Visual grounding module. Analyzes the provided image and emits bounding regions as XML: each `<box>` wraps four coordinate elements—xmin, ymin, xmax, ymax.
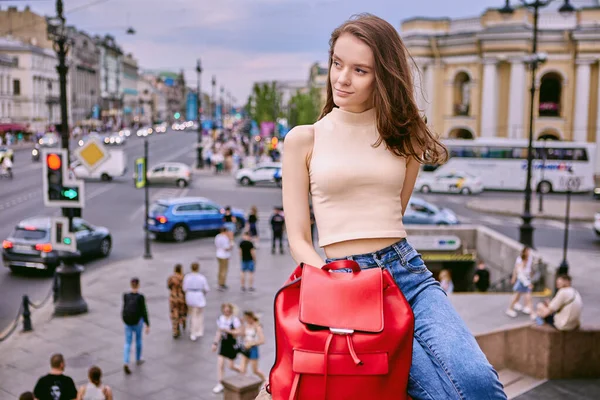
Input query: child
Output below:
<box><xmin>236</xmin><ymin>311</ymin><xmax>266</xmax><ymax>382</ymax></box>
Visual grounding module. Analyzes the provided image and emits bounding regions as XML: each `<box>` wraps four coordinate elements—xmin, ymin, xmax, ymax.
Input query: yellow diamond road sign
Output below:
<box><xmin>74</xmin><ymin>137</ymin><xmax>110</xmax><ymax>172</ymax></box>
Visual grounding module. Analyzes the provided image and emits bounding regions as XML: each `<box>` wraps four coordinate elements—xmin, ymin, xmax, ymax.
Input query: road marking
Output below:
<box><xmin>539</xmin><ymin>219</ymin><xmax>566</xmax><ymax>230</ymax></box>
<box><xmin>86</xmin><ymin>184</ymin><xmax>116</xmax><ymax>201</ymax></box>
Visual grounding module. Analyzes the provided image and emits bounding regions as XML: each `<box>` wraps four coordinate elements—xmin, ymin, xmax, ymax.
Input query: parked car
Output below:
<box><xmin>2</xmin><ymin>217</ymin><xmax>112</xmax><ymax>273</ymax></box>
<box><xmin>235</xmin><ymin>162</ymin><xmax>282</xmax><ymax>186</ymax></box>
<box><xmin>0</xmin><ymin>146</ymin><xmax>14</xmax><ymax>163</ymax></box>
<box><xmin>417</xmin><ymin>171</ymin><xmax>483</xmax><ymax>195</ymax></box>
<box><xmin>146</xmin><ymin>197</ymin><xmax>246</xmax><ymax>242</ymax></box>
<box><xmin>139</xmin><ymin>162</ymin><xmax>192</xmax><ymax>187</ymax></box>
<box><xmin>594</xmin><ymin>213</ymin><xmax>600</xmax><ymax>237</ymax></box>
<box><xmin>403</xmin><ymin>197</ymin><xmax>460</xmax><ymax>225</ymax></box>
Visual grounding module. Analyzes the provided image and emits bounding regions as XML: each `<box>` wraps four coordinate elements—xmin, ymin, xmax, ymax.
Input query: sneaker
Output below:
<box><xmin>213</xmin><ymin>383</ymin><xmax>224</xmax><ymax>394</ymax></box>
<box><xmin>505</xmin><ymin>309</ymin><xmax>518</xmax><ymax>318</ymax></box>
<box><xmin>249</xmin><ymin>287</ymin><xmax>255</xmax><ymax>292</ymax></box>
<box><xmin>136</xmin><ymin>359</ymin><xmax>145</xmax><ymax>366</ymax></box>
<box><xmin>522</xmin><ymin>307</ymin><xmax>532</xmax><ymax>315</ymax></box>
<box><xmin>123</xmin><ymin>365</ymin><xmax>131</xmax><ymax>375</ymax></box>
<box><xmin>513</xmin><ymin>303</ymin><xmax>523</xmax><ymax>312</ymax></box>
<box><xmin>190</xmin><ymin>335</ymin><xmax>197</xmax><ymax>341</ymax></box>
<box><xmin>241</xmin><ymin>286</ymin><xmax>247</xmax><ymax>292</ymax></box>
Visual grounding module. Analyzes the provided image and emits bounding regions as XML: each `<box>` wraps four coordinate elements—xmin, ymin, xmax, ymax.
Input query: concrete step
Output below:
<box><xmin>499</xmin><ymin>369</ymin><xmax>546</xmax><ymax>399</ymax></box>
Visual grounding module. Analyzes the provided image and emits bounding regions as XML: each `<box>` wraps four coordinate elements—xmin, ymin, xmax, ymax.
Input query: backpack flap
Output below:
<box><xmin>299</xmin><ymin>262</ymin><xmax>384</xmax><ymax>333</ymax></box>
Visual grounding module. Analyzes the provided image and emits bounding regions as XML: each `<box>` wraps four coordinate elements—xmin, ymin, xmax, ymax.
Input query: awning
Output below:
<box><xmin>0</xmin><ymin>123</ymin><xmax>29</xmax><ymax>133</ymax></box>
<box><xmin>421</xmin><ymin>252</ymin><xmax>476</xmax><ymax>262</ymax></box>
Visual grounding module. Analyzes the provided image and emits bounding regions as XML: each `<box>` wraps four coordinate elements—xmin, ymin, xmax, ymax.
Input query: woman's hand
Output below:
<box><xmin>212</xmin><ymin>343</ymin><xmax>218</xmax><ymax>352</ymax></box>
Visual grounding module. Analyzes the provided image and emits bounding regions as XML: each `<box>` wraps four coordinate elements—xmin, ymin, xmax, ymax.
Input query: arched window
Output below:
<box><xmin>539</xmin><ymin>73</ymin><xmax>562</xmax><ymax>117</ymax></box>
<box><xmin>448</xmin><ymin>128</ymin><xmax>474</xmax><ymax>139</ymax></box>
<box><xmin>453</xmin><ymin>72</ymin><xmax>471</xmax><ymax>116</ymax></box>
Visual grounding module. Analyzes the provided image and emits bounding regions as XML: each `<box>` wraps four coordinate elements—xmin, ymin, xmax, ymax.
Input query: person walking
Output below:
<box><xmin>239</xmin><ymin>232</ymin><xmax>257</xmax><ymax>292</ymax></box>
<box><xmin>211</xmin><ymin>303</ymin><xmax>243</xmax><ymax>394</ymax></box>
<box><xmin>121</xmin><ymin>277</ymin><xmax>150</xmax><ymax>375</ymax></box>
<box><xmin>473</xmin><ymin>260</ymin><xmax>491</xmax><ymax>292</ymax></box>
<box><xmin>33</xmin><ymin>354</ymin><xmax>77</xmax><ymax>400</ymax></box>
<box><xmin>280</xmin><ymin>13</ymin><xmax>506</xmax><ymax>399</ymax></box>
<box><xmin>182</xmin><ymin>262</ymin><xmax>210</xmax><ymax>341</ymax></box>
<box><xmin>235</xmin><ymin>311</ymin><xmax>266</xmax><ymax>382</ymax></box>
<box><xmin>215</xmin><ymin>226</ymin><xmax>233</xmax><ymax>291</ymax></box>
<box><xmin>167</xmin><ymin>264</ymin><xmax>187</xmax><ymax>339</ymax></box>
<box><xmin>223</xmin><ymin>206</ymin><xmax>237</xmax><ymax>241</ymax></box>
<box><xmin>506</xmin><ymin>247</ymin><xmax>534</xmax><ymax>317</ymax></box>
<box><xmin>76</xmin><ymin>366</ymin><xmax>113</xmax><ymax>400</ymax></box>
<box><xmin>247</xmin><ymin>205</ymin><xmax>259</xmax><ymax>245</ymax></box>
<box><xmin>270</xmin><ymin>207</ymin><xmax>285</xmax><ymax>255</ymax></box>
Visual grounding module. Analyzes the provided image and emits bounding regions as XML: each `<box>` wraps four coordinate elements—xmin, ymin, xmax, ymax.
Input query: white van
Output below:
<box><xmin>71</xmin><ymin>149</ymin><xmax>127</xmax><ymax>181</ymax></box>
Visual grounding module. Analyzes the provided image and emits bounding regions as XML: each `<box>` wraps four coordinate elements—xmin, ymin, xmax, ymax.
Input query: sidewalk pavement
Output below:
<box><xmin>467</xmin><ymin>196</ymin><xmax>599</xmax><ymax>222</ymax></box>
<box><xmin>1</xmin><ymin>238</ymin><xmax>599</xmax><ymax>399</ymax></box>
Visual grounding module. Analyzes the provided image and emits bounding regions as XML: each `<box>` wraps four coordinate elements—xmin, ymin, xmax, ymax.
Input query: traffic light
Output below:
<box><xmin>42</xmin><ymin>149</ymin><xmax>85</xmax><ymax>208</ymax></box>
<box><xmin>50</xmin><ymin>217</ymin><xmax>77</xmax><ymax>252</ymax></box>
<box><xmin>174</xmin><ymin>112</ymin><xmax>181</xmax><ymax>119</ymax></box>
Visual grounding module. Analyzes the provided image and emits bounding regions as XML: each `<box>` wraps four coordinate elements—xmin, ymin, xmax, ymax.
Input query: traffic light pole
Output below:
<box><xmin>143</xmin><ymin>138</ymin><xmax>152</xmax><ymax>259</ymax></box>
<box><xmin>51</xmin><ymin>0</ymin><xmax>87</xmax><ymax>316</ymax></box>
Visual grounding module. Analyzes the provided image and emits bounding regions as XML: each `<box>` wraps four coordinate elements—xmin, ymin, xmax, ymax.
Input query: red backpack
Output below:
<box><xmin>267</xmin><ymin>260</ymin><xmax>414</xmax><ymax>400</ymax></box>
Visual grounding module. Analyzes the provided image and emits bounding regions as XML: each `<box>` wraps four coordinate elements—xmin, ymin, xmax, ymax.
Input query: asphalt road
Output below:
<box><xmin>1</xmin><ymin>132</ymin><xmax>599</xmax><ymax>330</ymax></box>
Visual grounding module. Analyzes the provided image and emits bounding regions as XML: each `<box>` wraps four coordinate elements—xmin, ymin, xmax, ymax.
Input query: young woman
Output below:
<box><xmin>76</xmin><ymin>366</ymin><xmax>112</xmax><ymax>400</ymax></box>
<box><xmin>506</xmin><ymin>247</ymin><xmax>534</xmax><ymax>317</ymax></box>
<box><xmin>166</xmin><ymin>264</ymin><xmax>187</xmax><ymax>339</ymax></box>
<box><xmin>211</xmin><ymin>303</ymin><xmax>242</xmax><ymax>394</ymax></box>
<box><xmin>280</xmin><ymin>13</ymin><xmax>506</xmax><ymax>399</ymax></box>
<box><xmin>236</xmin><ymin>311</ymin><xmax>266</xmax><ymax>382</ymax></box>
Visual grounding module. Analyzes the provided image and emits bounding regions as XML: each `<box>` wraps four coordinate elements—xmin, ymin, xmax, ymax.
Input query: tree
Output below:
<box><xmin>245</xmin><ymin>82</ymin><xmax>281</xmax><ymax>126</ymax></box>
<box><xmin>288</xmin><ymin>87</ymin><xmax>321</xmax><ymax>128</ymax></box>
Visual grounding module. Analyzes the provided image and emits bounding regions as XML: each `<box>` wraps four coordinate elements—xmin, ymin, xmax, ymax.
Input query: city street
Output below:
<box><xmin>1</xmin><ymin>130</ymin><xmax>599</xmax><ymax>331</ymax></box>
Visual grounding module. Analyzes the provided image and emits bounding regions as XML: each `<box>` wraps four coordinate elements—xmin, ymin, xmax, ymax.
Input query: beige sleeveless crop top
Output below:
<box><xmin>309</xmin><ymin>107</ymin><xmax>407</xmax><ymax>247</ymax></box>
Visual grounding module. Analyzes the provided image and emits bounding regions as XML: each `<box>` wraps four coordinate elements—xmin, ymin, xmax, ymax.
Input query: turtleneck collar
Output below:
<box><xmin>329</xmin><ymin>107</ymin><xmax>376</xmax><ymax>126</ymax></box>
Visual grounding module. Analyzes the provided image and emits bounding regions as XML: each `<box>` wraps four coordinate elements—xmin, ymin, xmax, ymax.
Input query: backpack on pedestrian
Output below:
<box><xmin>267</xmin><ymin>260</ymin><xmax>414</xmax><ymax>400</ymax></box>
<box><xmin>122</xmin><ymin>294</ymin><xmax>140</xmax><ymax>326</ymax></box>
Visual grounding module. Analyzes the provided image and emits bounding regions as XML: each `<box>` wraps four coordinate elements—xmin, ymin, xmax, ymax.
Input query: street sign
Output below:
<box><xmin>42</xmin><ymin>149</ymin><xmax>85</xmax><ymax>208</ymax></box>
<box><xmin>74</xmin><ymin>137</ymin><xmax>110</xmax><ymax>172</ymax></box>
<box><xmin>408</xmin><ymin>235</ymin><xmax>462</xmax><ymax>251</ymax></box>
<box><xmin>50</xmin><ymin>216</ymin><xmax>77</xmax><ymax>252</ymax></box>
<box><xmin>134</xmin><ymin>157</ymin><xmax>146</xmax><ymax>189</ymax></box>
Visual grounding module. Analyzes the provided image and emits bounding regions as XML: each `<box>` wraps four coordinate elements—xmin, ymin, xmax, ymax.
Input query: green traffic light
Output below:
<box><xmin>63</xmin><ymin>238</ymin><xmax>72</xmax><ymax>245</ymax></box>
<box><xmin>62</xmin><ymin>188</ymin><xmax>78</xmax><ymax>200</ymax></box>
<box><xmin>174</xmin><ymin>112</ymin><xmax>180</xmax><ymax>119</ymax></box>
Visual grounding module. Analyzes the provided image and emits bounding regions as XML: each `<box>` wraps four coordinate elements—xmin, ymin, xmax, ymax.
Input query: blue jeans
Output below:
<box><xmin>326</xmin><ymin>239</ymin><xmax>506</xmax><ymax>400</ymax></box>
<box><xmin>124</xmin><ymin>319</ymin><xmax>144</xmax><ymax>364</ymax></box>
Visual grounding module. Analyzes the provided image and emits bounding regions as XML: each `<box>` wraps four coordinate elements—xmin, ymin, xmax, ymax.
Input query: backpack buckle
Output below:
<box><xmin>330</xmin><ymin>328</ymin><xmax>354</xmax><ymax>335</ymax></box>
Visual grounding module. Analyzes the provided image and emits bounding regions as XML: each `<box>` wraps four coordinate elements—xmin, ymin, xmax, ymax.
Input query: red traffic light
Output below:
<box><xmin>47</xmin><ymin>154</ymin><xmax>62</xmax><ymax>170</ymax></box>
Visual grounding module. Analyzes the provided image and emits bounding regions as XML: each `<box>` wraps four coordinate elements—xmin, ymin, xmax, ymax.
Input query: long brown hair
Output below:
<box><xmin>320</xmin><ymin>13</ymin><xmax>448</xmax><ymax>164</ymax></box>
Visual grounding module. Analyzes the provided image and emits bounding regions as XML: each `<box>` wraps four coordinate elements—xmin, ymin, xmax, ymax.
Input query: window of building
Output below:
<box><xmin>539</xmin><ymin>73</ymin><xmax>562</xmax><ymax>117</ymax></box>
<box><xmin>13</xmin><ymin>79</ymin><xmax>20</xmax><ymax>95</ymax></box>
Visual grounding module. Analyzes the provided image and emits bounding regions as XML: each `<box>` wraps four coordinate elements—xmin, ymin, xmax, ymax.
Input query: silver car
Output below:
<box><xmin>146</xmin><ymin>162</ymin><xmax>192</xmax><ymax>187</ymax></box>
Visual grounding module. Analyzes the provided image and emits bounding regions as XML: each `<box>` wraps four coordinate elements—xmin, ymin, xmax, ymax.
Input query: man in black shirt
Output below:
<box><xmin>270</xmin><ymin>207</ymin><xmax>285</xmax><ymax>255</ymax></box>
<box><xmin>33</xmin><ymin>354</ymin><xmax>77</xmax><ymax>400</ymax></box>
<box><xmin>122</xmin><ymin>277</ymin><xmax>150</xmax><ymax>374</ymax></box>
<box><xmin>239</xmin><ymin>232</ymin><xmax>256</xmax><ymax>291</ymax></box>
<box><xmin>473</xmin><ymin>261</ymin><xmax>491</xmax><ymax>292</ymax></box>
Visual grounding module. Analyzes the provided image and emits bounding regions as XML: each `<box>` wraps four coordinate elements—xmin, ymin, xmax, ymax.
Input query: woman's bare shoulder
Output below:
<box><xmin>284</xmin><ymin>125</ymin><xmax>314</xmax><ymax>149</ymax></box>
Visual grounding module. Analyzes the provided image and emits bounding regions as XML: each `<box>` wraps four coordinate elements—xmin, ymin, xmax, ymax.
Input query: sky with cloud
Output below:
<box><xmin>0</xmin><ymin>0</ymin><xmax>552</xmax><ymax>103</ymax></box>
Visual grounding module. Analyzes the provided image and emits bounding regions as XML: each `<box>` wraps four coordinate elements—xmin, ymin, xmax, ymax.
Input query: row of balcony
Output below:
<box><xmin>452</xmin><ymin>102</ymin><xmax>561</xmax><ymax>118</ymax></box>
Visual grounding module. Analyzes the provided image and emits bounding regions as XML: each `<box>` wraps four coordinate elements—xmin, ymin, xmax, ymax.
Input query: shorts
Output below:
<box><xmin>513</xmin><ymin>280</ymin><xmax>532</xmax><ymax>293</ymax></box>
<box><xmin>246</xmin><ymin>345</ymin><xmax>259</xmax><ymax>360</ymax></box>
<box><xmin>241</xmin><ymin>260</ymin><xmax>255</xmax><ymax>272</ymax></box>
<box><xmin>224</xmin><ymin>222</ymin><xmax>236</xmax><ymax>232</ymax></box>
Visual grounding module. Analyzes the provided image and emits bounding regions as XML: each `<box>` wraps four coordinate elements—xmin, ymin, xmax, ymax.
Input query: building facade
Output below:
<box><xmin>401</xmin><ymin>1</ymin><xmax>600</xmax><ymax>171</ymax></box>
<box><xmin>0</xmin><ymin>53</ymin><xmax>18</xmax><ymax>122</ymax></box>
<box><xmin>122</xmin><ymin>53</ymin><xmax>138</xmax><ymax>127</ymax></box>
<box><xmin>141</xmin><ymin>70</ymin><xmax>185</xmax><ymax>123</ymax></box>
<box><xmin>67</xmin><ymin>27</ymin><xmax>100</xmax><ymax>126</ymax></box>
<box><xmin>96</xmin><ymin>35</ymin><xmax>123</xmax><ymax>128</ymax></box>
<box><xmin>0</xmin><ymin>37</ymin><xmax>59</xmax><ymax>133</ymax></box>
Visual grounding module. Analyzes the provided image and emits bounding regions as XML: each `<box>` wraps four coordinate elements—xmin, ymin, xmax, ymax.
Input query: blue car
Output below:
<box><xmin>146</xmin><ymin>197</ymin><xmax>246</xmax><ymax>242</ymax></box>
<box><xmin>403</xmin><ymin>197</ymin><xmax>459</xmax><ymax>225</ymax></box>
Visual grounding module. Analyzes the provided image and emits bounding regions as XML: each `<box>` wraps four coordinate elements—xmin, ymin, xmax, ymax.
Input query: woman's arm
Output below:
<box><xmin>282</xmin><ymin>125</ymin><xmax>324</xmax><ymax>268</ymax></box>
<box><xmin>400</xmin><ymin>156</ymin><xmax>420</xmax><ymax>216</ymax></box>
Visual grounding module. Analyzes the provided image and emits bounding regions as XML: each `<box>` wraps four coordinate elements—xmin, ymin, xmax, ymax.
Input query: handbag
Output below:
<box><xmin>267</xmin><ymin>260</ymin><xmax>414</xmax><ymax>400</ymax></box>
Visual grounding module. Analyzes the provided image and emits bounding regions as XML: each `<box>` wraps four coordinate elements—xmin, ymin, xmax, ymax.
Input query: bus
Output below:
<box><xmin>423</xmin><ymin>139</ymin><xmax>596</xmax><ymax>193</ymax></box>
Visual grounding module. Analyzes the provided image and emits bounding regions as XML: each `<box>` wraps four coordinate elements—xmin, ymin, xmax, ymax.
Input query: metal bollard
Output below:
<box><xmin>22</xmin><ymin>295</ymin><xmax>32</xmax><ymax>332</ymax></box>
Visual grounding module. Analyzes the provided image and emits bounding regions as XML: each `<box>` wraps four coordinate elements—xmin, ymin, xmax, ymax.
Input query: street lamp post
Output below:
<box><xmin>211</xmin><ymin>76</ymin><xmax>216</xmax><ymax>132</ymax></box>
<box><xmin>196</xmin><ymin>59</ymin><xmax>204</xmax><ymax>169</ymax></box>
<box><xmin>220</xmin><ymin>85</ymin><xmax>225</xmax><ymax>133</ymax></box>
<box><xmin>498</xmin><ymin>0</ymin><xmax>576</xmax><ymax>248</ymax></box>
<box><xmin>558</xmin><ymin>176</ymin><xmax>580</xmax><ymax>275</ymax></box>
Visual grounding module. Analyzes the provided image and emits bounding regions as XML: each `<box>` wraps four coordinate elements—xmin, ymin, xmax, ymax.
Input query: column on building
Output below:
<box><xmin>595</xmin><ymin>61</ymin><xmax>600</xmax><ymax>175</ymax></box>
<box><xmin>424</xmin><ymin>63</ymin><xmax>435</xmax><ymax>124</ymax></box>
<box><xmin>480</xmin><ymin>58</ymin><xmax>499</xmax><ymax>138</ymax></box>
<box><xmin>412</xmin><ymin>62</ymin><xmax>427</xmax><ymax>114</ymax></box>
<box><xmin>573</xmin><ymin>59</ymin><xmax>594</xmax><ymax>143</ymax></box>
<box><xmin>506</xmin><ymin>57</ymin><xmax>527</xmax><ymax>139</ymax></box>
